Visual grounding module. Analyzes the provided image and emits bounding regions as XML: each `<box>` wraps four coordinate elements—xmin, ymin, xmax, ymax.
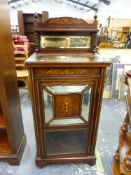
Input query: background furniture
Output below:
<box><xmin>15</xmin><ymin>51</ymin><xmax>29</xmax><ymax>88</ymax></box>
<box><xmin>12</xmin><ymin>35</ymin><xmax>29</xmax><ymax>88</ymax></box>
<box><xmin>18</xmin><ymin>11</ymin><xmax>49</xmax><ymax>54</ymax></box>
<box><xmin>25</xmin><ymin>17</ymin><xmax>110</xmax><ymax>167</ymax></box>
<box><xmin>0</xmin><ymin>0</ymin><xmax>26</xmax><ymax>164</ymax></box>
<box><xmin>112</xmin><ymin>71</ymin><xmax>131</xmax><ymax>174</ymax></box>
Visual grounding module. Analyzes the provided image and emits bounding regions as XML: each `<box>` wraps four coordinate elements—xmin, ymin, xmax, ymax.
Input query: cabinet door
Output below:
<box><xmin>33</xmin><ymin>74</ymin><xmax>100</xmax><ymax>157</ymax></box>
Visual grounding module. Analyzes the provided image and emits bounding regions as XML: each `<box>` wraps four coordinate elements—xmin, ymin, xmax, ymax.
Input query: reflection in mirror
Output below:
<box><xmin>43</xmin><ymin>85</ymin><xmax>91</xmax><ymax>126</ymax></box>
<box><xmin>40</xmin><ymin>36</ymin><xmax>91</xmax><ymax>49</ymax></box>
<box><xmin>49</xmin><ymin>118</ymin><xmax>84</xmax><ymax>126</ymax></box>
<box><xmin>81</xmin><ymin>88</ymin><xmax>91</xmax><ymax>122</ymax></box>
<box><xmin>45</xmin><ymin>130</ymin><xmax>87</xmax><ymax>155</ymax></box>
<box><xmin>43</xmin><ymin>90</ymin><xmax>53</xmax><ymax>124</ymax></box>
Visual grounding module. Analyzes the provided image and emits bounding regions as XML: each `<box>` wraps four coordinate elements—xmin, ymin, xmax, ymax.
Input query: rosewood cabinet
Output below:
<box><xmin>26</xmin><ymin>53</ymin><xmax>110</xmax><ymax>166</ymax></box>
<box><xmin>25</xmin><ymin>17</ymin><xmax>110</xmax><ymax>167</ymax></box>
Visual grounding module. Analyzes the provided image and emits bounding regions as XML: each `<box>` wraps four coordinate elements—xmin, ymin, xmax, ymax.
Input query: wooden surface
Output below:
<box><xmin>0</xmin><ymin>130</ymin><xmax>11</xmax><ymax>155</ymax></box>
<box><xmin>35</xmin><ymin>17</ymin><xmax>98</xmax><ymax>31</ymax></box>
<box><xmin>0</xmin><ymin>114</ymin><xmax>6</xmax><ymax>129</ymax></box>
<box><xmin>14</xmin><ymin>51</ymin><xmax>29</xmax><ymax>88</ymax></box>
<box><xmin>25</xmin><ymin>53</ymin><xmax>110</xmax><ymax>65</ymax></box>
<box><xmin>42</xmin><ymin>11</ymin><xmax>49</xmax><ymax>23</ymax></box>
<box><xmin>0</xmin><ymin>0</ymin><xmax>26</xmax><ymax>164</ymax></box>
<box><xmin>18</xmin><ymin>11</ymin><xmax>43</xmax><ymax>42</ymax></box>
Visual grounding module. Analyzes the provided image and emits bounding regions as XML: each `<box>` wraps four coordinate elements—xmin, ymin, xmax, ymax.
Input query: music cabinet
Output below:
<box><xmin>0</xmin><ymin>0</ymin><xmax>26</xmax><ymax>165</ymax></box>
<box><xmin>25</xmin><ymin>16</ymin><xmax>110</xmax><ymax>167</ymax></box>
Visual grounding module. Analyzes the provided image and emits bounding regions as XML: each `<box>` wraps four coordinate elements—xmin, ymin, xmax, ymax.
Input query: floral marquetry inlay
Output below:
<box><xmin>54</xmin><ymin>94</ymin><xmax>81</xmax><ymax>118</ymax></box>
<box><xmin>39</xmin><ymin>68</ymin><xmax>99</xmax><ymax>76</ymax></box>
<box><xmin>61</xmin><ymin>96</ymin><xmax>72</xmax><ymax>115</ymax></box>
<box><xmin>46</xmin><ymin>68</ymin><xmax>87</xmax><ymax>75</ymax></box>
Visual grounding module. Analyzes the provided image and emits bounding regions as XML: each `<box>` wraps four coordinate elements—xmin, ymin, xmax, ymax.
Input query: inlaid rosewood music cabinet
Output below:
<box><xmin>25</xmin><ymin>17</ymin><xmax>110</xmax><ymax>167</ymax></box>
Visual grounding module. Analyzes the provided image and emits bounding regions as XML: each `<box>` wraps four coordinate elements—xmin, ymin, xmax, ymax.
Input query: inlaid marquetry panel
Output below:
<box><xmin>34</xmin><ymin>68</ymin><xmax>101</xmax><ymax>77</ymax></box>
<box><xmin>54</xmin><ymin>94</ymin><xmax>81</xmax><ymax>118</ymax></box>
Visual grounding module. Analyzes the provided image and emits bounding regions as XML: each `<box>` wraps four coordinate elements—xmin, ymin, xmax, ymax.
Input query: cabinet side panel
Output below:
<box><xmin>0</xmin><ymin>1</ymin><xmax>25</xmax><ymax>153</ymax></box>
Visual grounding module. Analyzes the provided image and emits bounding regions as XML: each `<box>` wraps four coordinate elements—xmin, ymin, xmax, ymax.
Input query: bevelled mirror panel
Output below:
<box><xmin>40</xmin><ymin>36</ymin><xmax>91</xmax><ymax>49</ymax></box>
<box><xmin>43</xmin><ymin>90</ymin><xmax>53</xmax><ymax>124</ymax></box>
<box><xmin>43</xmin><ymin>85</ymin><xmax>91</xmax><ymax>127</ymax></box>
<box><xmin>82</xmin><ymin>88</ymin><xmax>91</xmax><ymax>122</ymax></box>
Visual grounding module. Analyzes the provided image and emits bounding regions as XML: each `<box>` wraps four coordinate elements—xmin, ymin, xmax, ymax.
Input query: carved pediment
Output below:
<box><xmin>44</xmin><ymin>17</ymin><xmax>89</xmax><ymax>26</ymax></box>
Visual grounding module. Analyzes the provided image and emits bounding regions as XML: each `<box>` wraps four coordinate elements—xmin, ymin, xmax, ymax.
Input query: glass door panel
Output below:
<box><xmin>45</xmin><ymin>129</ymin><xmax>87</xmax><ymax>155</ymax></box>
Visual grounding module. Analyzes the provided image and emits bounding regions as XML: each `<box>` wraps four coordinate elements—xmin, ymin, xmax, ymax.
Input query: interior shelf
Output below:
<box><xmin>0</xmin><ymin>114</ymin><xmax>6</xmax><ymax>129</ymax></box>
<box><xmin>0</xmin><ymin>103</ymin><xmax>9</xmax><ymax>153</ymax></box>
<box><xmin>0</xmin><ymin>130</ymin><xmax>11</xmax><ymax>155</ymax></box>
<box><xmin>0</xmin><ymin>103</ymin><xmax>6</xmax><ymax>129</ymax></box>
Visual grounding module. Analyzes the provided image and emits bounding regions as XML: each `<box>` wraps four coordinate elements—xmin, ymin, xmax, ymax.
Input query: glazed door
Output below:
<box><xmin>34</xmin><ymin>77</ymin><xmax>98</xmax><ymax>157</ymax></box>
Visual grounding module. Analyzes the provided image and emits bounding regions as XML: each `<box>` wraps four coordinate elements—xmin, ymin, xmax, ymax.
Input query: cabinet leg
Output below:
<box><xmin>36</xmin><ymin>157</ymin><xmax>47</xmax><ymax>167</ymax></box>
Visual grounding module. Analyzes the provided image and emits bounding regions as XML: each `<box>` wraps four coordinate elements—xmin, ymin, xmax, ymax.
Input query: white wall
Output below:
<box><xmin>9</xmin><ymin>0</ymin><xmax>91</xmax><ymax>25</ymax></box>
<box><xmin>9</xmin><ymin>0</ymin><xmax>131</xmax><ymax>26</ymax></box>
<box><xmin>98</xmin><ymin>0</ymin><xmax>131</xmax><ymax>25</ymax></box>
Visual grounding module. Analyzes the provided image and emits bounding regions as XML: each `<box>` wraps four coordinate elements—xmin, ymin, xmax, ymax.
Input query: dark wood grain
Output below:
<box><xmin>0</xmin><ymin>0</ymin><xmax>26</xmax><ymax>165</ymax></box>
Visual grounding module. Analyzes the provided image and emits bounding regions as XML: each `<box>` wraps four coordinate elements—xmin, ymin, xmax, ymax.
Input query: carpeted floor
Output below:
<box><xmin>0</xmin><ymin>89</ymin><xmax>126</xmax><ymax>175</ymax></box>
